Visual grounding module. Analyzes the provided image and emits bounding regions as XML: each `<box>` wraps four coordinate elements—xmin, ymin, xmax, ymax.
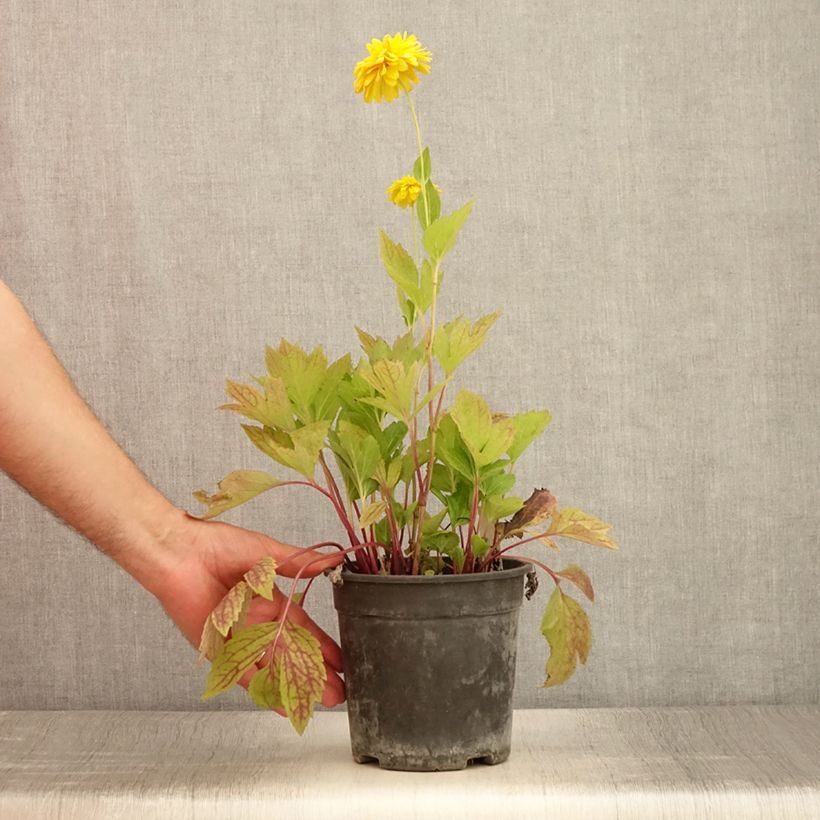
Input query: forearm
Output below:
<box><xmin>0</xmin><ymin>281</ymin><xmax>185</xmax><ymax>588</ymax></box>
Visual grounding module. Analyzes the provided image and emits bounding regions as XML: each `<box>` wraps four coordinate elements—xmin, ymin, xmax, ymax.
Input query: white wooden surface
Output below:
<box><xmin>1</xmin><ymin>707</ymin><xmax>819</xmax><ymax>819</ymax></box>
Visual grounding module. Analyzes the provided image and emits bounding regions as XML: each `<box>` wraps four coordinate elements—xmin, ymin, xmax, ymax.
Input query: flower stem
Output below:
<box><xmin>405</xmin><ymin>91</ymin><xmax>430</xmax><ymax>228</ymax></box>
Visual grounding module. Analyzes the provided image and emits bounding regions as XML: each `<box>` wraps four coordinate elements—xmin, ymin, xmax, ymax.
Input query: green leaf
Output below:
<box><xmin>500</xmin><ymin>488</ymin><xmax>558</xmax><ymax>540</ymax></box>
<box><xmin>423</xmin><ymin>200</ymin><xmax>474</xmax><ymax>261</ymax></box>
<box><xmin>248</xmin><ymin>667</ymin><xmax>283</xmax><ymax>711</ymax></box>
<box><xmin>312</xmin><ymin>354</ymin><xmax>352</xmax><ymax>422</ymax></box>
<box><xmin>482</xmin><ymin>494</ymin><xmax>524</xmax><ymax>523</ymax></box>
<box><xmin>244</xmin><ymin>556</ymin><xmax>277</xmax><ymax>601</ymax></box>
<box><xmin>220</xmin><ymin>377</ymin><xmax>295</xmax><ymax>430</ymax></box>
<box><xmin>433</xmin><ymin>312</ymin><xmax>500</xmax><ymax>376</ymax></box>
<box><xmin>242</xmin><ymin>421</ymin><xmax>329</xmax><ymax>480</ymax></box>
<box><xmin>265</xmin><ymin>341</ymin><xmax>330</xmax><ymax>424</ymax></box>
<box><xmin>412</xmin><ymin>147</ymin><xmax>431</xmax><ymax>181</ymax></box>
<box><xmin>202</xmin><ymin>621</ymin><xmax>279</xmax><ymax>699</ymax></box>
<box><xmin>507</xmin><ymin>410</ymin><xmax>552</xmax><ymax>462</ymax></box>
<box><xmin>546</xmin><ymin>508</ymin><xmax>618</xmax><ymax>550</ymax></box>
<box><xmin>329</xmin><ymin>419</ymin><xmax>381</xmax><ymax>500</ymax></box>
<box><xmin>209</xmin><ymin>580</ymin><xmax>252</xmax><ymax>637</ymax></box>
<box><xmin>277</xmin><ymin>622</ymin><xmax>327</xmax><ymax>735</ymax></box>
<box><xmin>450</xmin><ymin>390</ymin><xmax>516</xmax><ymax>469</ymax></box>
<box><xmin>359</xmin><ymin>499</ymin><xmax>387</xmax><ymax>530</ymax></box>
<box><xmin>435</xmin><ymin>415</ymin><xmax>475</xmax><ymax>480</ymax></box>
<box><xmin>423</xmin><ymin>531</ymin><xmax>463</xmax><ymax>571</ymax></box>
<box><xmin>557</xmin><ymin>564</ymin><xmax>595</xmax><ymax>602</ymax></box>
<box><xmin>380</xmin><ymin>231</ymin><xmax>420</xmax><ymax>304</ymax></box>
<box><xmin>541</xmin><ymin>588</ymin><xmax>591</xmax><ymax>688</ymax></box>
<box><xmin>416</xmin><ymin>180</ymin><xmax>441</xmax><ymax>231</ymax></box>
<box><xmin>358</xmin><ymin>359</ymin><xmax>419</xmax><ymax>422</ymax></box>
<box><xmin>471</xmin><ymin>534</ymin><xmax>491</xmax><ymax>559</ymax></box>
<box><xmin>193</xmin><ymin>470</ymin><xmax>284</xmax><ymax>519</ymax></box>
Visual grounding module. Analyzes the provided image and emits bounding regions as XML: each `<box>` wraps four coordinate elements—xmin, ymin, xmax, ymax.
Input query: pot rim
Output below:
<box><xmin>338</xmin><ymin>557</ymin><xmax>532</xmax><ymax>584</ymax></box>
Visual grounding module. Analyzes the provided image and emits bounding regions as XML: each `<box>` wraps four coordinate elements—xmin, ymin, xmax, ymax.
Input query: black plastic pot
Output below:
<box><xmin>331</xmin><ymin>559</ymin><xmax>531</xmax><ymax>771</ymax></box>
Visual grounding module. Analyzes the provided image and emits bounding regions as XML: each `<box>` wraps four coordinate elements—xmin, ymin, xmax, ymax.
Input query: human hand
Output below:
<box><xmin>150</xmin><ymin>512</ymin><xmax>346</xmax><ymax>709</ymax></box>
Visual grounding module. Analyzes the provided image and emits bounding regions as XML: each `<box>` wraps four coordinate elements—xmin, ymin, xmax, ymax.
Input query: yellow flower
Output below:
<box><xmin>387</xmin><ymin>176</ymin><xmax>422</xmax><ymax>208</ymax></box>
<box><xmin>354</xmin><ymin>32</ymin><xmax>432</xmax><ymax>104</ymax></box>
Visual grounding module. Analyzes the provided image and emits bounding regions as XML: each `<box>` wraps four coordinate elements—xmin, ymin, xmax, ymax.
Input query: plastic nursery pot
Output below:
<box><xmin>331</xmin><ymin>558</ymin><xmax>531</xmax><ymax>772</ymax></box>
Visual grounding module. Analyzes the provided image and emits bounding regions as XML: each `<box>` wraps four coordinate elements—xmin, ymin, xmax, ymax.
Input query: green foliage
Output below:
<box><xmin>194</xmin><ymin>87</ymin><xmax>619</xmax><ymax>732</ymax></box>
<box><xmin>423</xmin><ymin>200</ymin><xmax>474</xmax><ymax>261</ymax></box>
<box><xmin>433</xmin><ymin>312</ymin><xmax>500</xmax><ymax>376</ymax></box>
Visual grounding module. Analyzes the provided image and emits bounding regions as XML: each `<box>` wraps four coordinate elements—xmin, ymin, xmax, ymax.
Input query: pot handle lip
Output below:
<box><xmin>334</xmin><ymin>559</ymin><xmax>533</xmax><ymax>585</ymax></box>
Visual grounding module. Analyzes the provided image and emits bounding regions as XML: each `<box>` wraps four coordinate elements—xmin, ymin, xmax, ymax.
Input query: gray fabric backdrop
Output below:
<box><xmin>1</xmin><ymin>0</ymin><xmax>818</xmax><ymax>711</ymax></box>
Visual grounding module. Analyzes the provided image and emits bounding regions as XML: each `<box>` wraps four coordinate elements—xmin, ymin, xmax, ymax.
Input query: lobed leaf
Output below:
<box><xmin>547</xmin><ymin>508</ymin><xmax>618</xmax><ymax>550</ymax></box>
<box><xmin>358</xmin><ymin>499</ymin><xmax>388</xmax><ymax>530</ymax></box>
<box><xmin>500</xmin><ymin>488</ymin><xmax>558</xmax><ymax>540</ymax></box>
<box><xmin>242</xmin><ymin>421</ymin><xmax>329</xmax><ymax>480</ymax></box>
<box><xmin>244</xmin><ymin>555</ymin><xmax>278</xmax><ymax>601</ymax></box>
<box><xmin>277</xmin><ymin>622</ymin><xmax>327</xmax><ymax>735</ymax></box>
<box><xmin>210</xmin><ymin>580</ymin><xmax>252</xmax><ymax>637</ymax></box>
<box><xmin>556</xmin><ymin>564</ymin><xmax>595</xmax><ymax>602</ymax></box>
<box><xmin>433</xmin><ymin>312</ymin><xmax>500</xmax><ymax>376</ymax></box>
<box><xmin>248</xmin><ymin>666</ymin><xmax>284</xmax><ymax>711</ymax></box>
<box><xmin>220</xmin><ymin>377</ymin><xmax>295</xmax><ymax>430</ymax></box>
<box><xmin>507</xmin><ymin>410</ymin><xmax>552</xmax><ymax>463</ymax></box>
<box><xmin>541</xmin><ymin>587</ymin><xmax>591</xmax><ymax>688</ymax></box>
<box><xmin>450</xmin><ymin>390</ymin><xmax>515</xmax><ymax>469</ymax></box>
<box><xmin>202</xmin><ymin>621</ymin><xmax>279</xmax><ymax>699</ymax></box>
<box><xmin>193</xmin><ymin>470</ymin><xmax>284</xmax><ymax>519</ymax></box>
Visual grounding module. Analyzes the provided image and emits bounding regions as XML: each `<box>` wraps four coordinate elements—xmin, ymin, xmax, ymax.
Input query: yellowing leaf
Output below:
<box><xmin>197</xmin><ymin>616</ymin><xmax>224</xmax><ymax>663</ymax></box>
<box><xmin>265</xmin><ymin>341</ymin><xmax>347</xmax><ymax>424</ymax></box>
<box><xmin>359</xmin><ymin>499</ymin><xmax>387</xmax><ymax>530</ymax></box>
<box><xmin>248</xmin><ymin>667</ymin><xmax>283</xmax><ymax>711</ymax></box>
<box><xmin>276</xmin><ymin>622</ymin><xmax>327</xmax><ymax>735</ymax></box>
<box><xmin>202</xmin><ymin>621</ymin><xmax>279</xmax><ymax>699</ymax></box>
<box><xmin>220</xmin><ymin>377</ymin><xmax>295</xmax><ymax>430</ymax></box>
<box><xmin>556</xmin><ymin>564</ymin><xmax>595</xmax><ymax>602</ymax></box>
<box><xmin>193</xmin><ymin>470</ymin><xmax>284</xmax><ymax>519</ymax></box>
<box><xmin>547</xmin><ymin>508</ymin><xmax>618</xmax><ymax>550</ymax></box>
<box><xmin>210</xmin><ymin>580</ymin><xmax>252</xmax><ymax>637</ymax></box>
<box><xmin>379</xmin><ymin>230</ymin><xmax>420</xmax><ymax>306</ymax></box>
<box><xmin>541</xmin><ymin>588</ymin><xmax>591</xmax><ymax>688</ymax></box>
<box><xmin>244</xmin><ymin>556</ymin><xmax>277</xmax><ymax>601</ymax></box>
<box><xmin>450</xmin><ymin>390</ymin><xmax>515</xmax><ymax>468</ymax></box>
<box><xmin>423</xmin><ymin>200</ymin><xmax>474</xmax><ymax>261</ymax></box>
<box><xmin>359</xmin><ymin>359</ymin><xmax>419</xmax><ymax>422</ymax></box>
<box><xmin>433</xmin><ymin>312</ymin><xmax>500</xmax><ymax>375</ymax></box>
<box><xmin>501</xmin><ymin>488</ymin><xmax>558</xmax><ymax>539</ymax></box>
<box><xmin>242</xmin><ymin>421</ymin><xmax>329</xmax><ymax>479</ymax></box>
<box><xmin>507</xmin><ymin>410</ymin><xmax>552</xmax><ymax>462</ymax></box>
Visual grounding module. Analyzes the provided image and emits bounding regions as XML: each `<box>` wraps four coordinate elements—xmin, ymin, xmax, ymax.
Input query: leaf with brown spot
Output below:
<box><xmin>556</xmin><ymin>564</ymin><xmax>595</xmax><ymax>602</ymax></box>
<box><xmin>500</xmin><ymin>488</ymin><xmax>558</xmax><ymax>539</ymax></box>
<box><xmin>193</xmin><ymin>470</ymin><xmax>284</xmax><ymax>519</ymax></box>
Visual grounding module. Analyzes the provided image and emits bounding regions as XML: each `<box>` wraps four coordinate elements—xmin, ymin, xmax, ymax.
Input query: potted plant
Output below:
<box><xmin>193</xmin><ymin>32</ymin><xmax>617</xmax><ymax>771</ymax></box>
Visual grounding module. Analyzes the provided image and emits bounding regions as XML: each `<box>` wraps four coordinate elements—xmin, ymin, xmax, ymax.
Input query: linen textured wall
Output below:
<box><xmin>1</xmin><ymin>0</ymin><xmax>818</xmax><ymax>710</ymax></box>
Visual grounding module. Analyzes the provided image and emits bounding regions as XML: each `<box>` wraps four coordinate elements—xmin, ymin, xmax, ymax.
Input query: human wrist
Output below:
<box><xmin>109</xmin><ymin>496</ymin><xmax>191</xmax><ymax>598</ymax></box>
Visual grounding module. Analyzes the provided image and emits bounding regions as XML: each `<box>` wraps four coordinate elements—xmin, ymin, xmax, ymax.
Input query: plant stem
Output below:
<box><xmin>405</xmin><ymin>91</ymin><xmax>430</xmax><ymax>228</ymax></box>
<box><xmin>464</xmin><ymin>478</ymin><xmax>480</xmax><ymax>573</ymax></box>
